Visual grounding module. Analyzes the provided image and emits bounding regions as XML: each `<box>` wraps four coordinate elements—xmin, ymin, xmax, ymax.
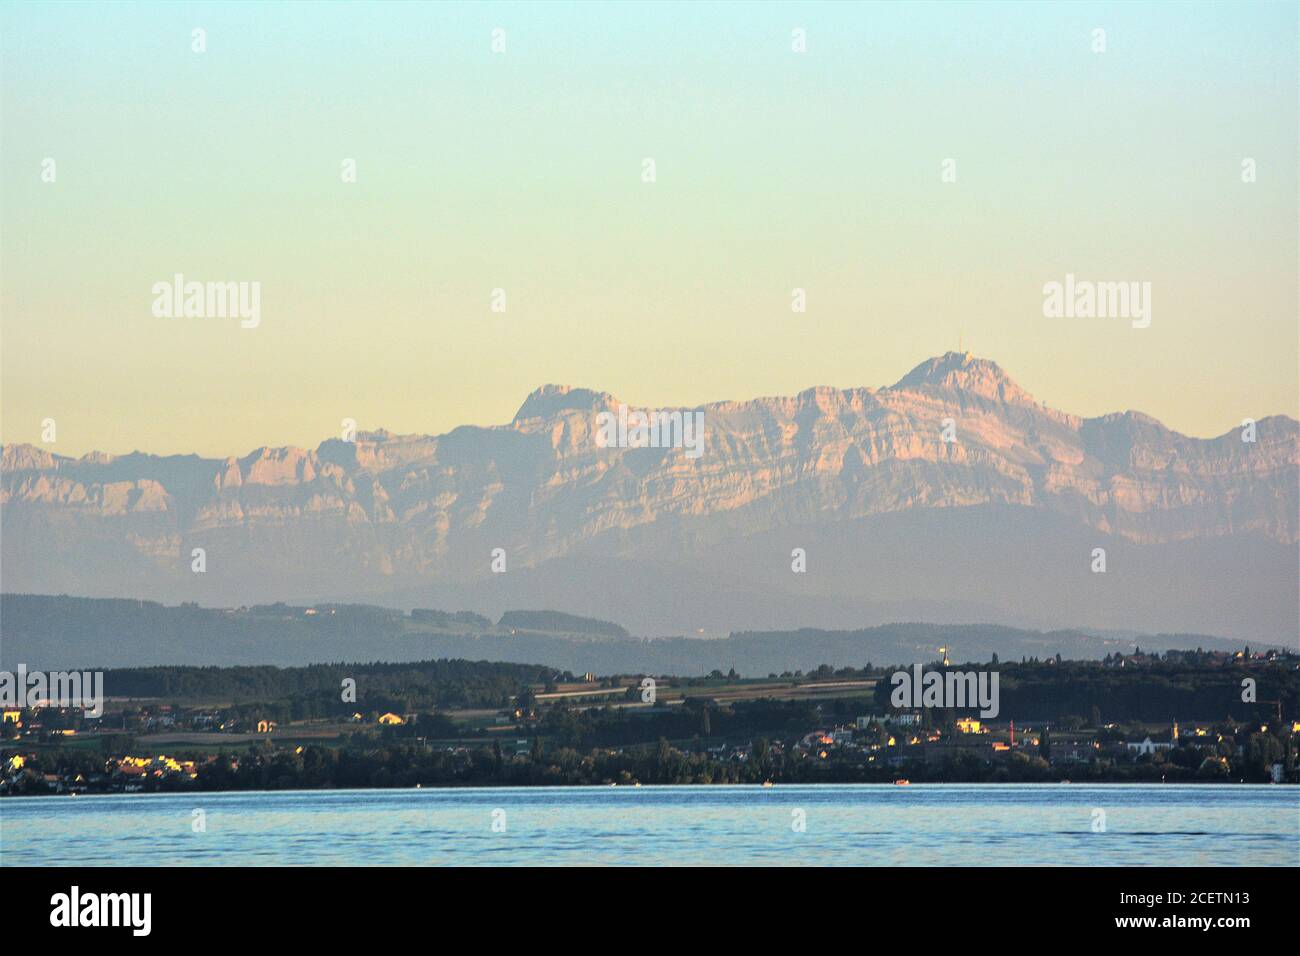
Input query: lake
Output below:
<box><xmin>1</xmin><ymin>784</ymin><xmax>1296</xmax><ymax>866</ymax></box>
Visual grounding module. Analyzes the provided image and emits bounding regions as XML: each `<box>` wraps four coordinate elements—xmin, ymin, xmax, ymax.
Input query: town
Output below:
<box><xmin>3</xmin><ymin>648</ymin><xmax>1296</xmax><ymax>794</ymax></box>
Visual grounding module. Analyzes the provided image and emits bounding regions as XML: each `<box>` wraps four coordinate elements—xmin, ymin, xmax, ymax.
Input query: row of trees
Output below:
<box><xmin>100</xmin><ymin>658</ymin><xmax>567</xmax><ymax>714</ymax></box>
<box><xmin>868</xmin><ymin>660</ymin><xmax>1299</xmax><ymax>723</ymax></box>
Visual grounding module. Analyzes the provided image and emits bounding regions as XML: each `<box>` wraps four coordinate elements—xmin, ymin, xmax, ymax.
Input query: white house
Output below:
<box><xmin>1126</xmin><ymin>735</ymin><xmax>1174</xmax><ymax>755</ymax></box>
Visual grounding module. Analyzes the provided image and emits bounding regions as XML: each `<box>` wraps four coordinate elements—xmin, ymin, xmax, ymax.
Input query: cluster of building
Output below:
<box><xmin>783</xmin><ymin>714</ymin><xmax>1298</xmax><ymax>779</ymax></box>
<box><xmin>1105</xmin><ymin>647</ymin><xmax>1291</xmax><ymax>667</ymax></box>
<box><xmin>2</xmin><ymin>706</ymin><xmax>96</xmax><ymax>738</ymax></box>
<box><xmin>1</xmin><ymin>752</ymin><xmax>214</xmax><ymax>795</ymax></box>
<box><xmin>0</xmin><ymin>704</ymin><xmax>416</xmax><ymax>742</ymax></box>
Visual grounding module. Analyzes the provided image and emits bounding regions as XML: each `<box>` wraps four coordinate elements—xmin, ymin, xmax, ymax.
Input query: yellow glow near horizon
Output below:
<box><xmin>1</xmin><ymin>2</ymin><xmax>1295</xmax><ymax>458</ymax></box>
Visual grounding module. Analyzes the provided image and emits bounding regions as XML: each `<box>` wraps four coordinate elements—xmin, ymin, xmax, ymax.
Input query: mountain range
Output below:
<box><xmin>2</xmin><ymin>352</ymin><xmax>1296</xmax><ymax>646</ymax></box>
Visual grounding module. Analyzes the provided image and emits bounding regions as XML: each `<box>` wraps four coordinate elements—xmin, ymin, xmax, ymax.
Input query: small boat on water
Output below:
<box><xmin>893</xmin><ymin>779</ymin><xmax>910</xmax><ymax>786</ymax></box>
<box><xmin>762</xmin><ymin>781</ymin><xmax>774</xmax><ymax>788</ymax></box>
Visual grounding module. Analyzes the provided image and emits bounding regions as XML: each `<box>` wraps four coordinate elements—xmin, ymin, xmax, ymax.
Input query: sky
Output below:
<box><xmin>2</xmin><ymin>0</ymin><xmax>1296</xmax><ymax>458</ymax></box>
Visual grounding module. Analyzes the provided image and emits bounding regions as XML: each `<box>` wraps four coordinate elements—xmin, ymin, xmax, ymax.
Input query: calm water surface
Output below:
<box><xmin>2</xmin><ymin>784</ymin><xmax>1297</xmax><ymax>866</ymax></box>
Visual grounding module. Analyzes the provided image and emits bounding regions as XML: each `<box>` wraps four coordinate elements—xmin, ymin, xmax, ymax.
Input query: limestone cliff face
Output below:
<box><xmin>3</xmin><ymin>353</ymin><xmax>1296</xmax><ymax>602</ymax></box>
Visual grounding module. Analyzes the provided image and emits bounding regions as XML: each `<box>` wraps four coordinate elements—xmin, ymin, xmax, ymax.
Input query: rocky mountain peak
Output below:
<box><xmin>893</xmin><ymin>352</ymin><xmax>1034</xmax><ymax>405</ymax></box>
<box><xmin>1</xmin><ymin>444</ymin><xmax>58</xmax><ymax>472</ymax></box>
<box><xmin>513</xmin><ymin>384</ymin><xmax>615</xmax><ymax>423</ymax></box>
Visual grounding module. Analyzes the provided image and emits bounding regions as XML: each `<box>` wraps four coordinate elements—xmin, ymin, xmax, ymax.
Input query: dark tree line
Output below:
<box><xmin>870</xmin><ymin>660</ymin><xmax>1299</xmax><ymax>723</ymax></box>
<box><xmin>100</xmin><ymin>659</ymin><xmax>570</xmax><ymax>713</ymax></box>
